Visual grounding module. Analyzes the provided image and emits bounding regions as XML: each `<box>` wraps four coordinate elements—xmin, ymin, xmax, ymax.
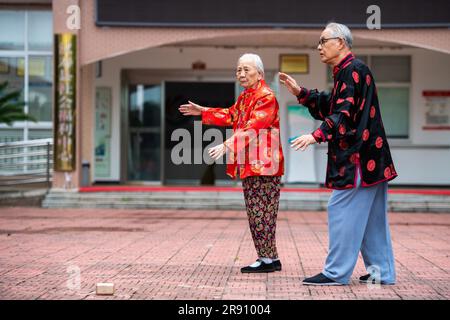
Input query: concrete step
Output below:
<box><xmin>41</xmin><ymin>190</ymin><xmax>450</xmax><ymax>213</ymax></box>
<box><xmin>0</xmin><ymin>188</ymin><xmax>49</xmax><ymax>207</ymax></box>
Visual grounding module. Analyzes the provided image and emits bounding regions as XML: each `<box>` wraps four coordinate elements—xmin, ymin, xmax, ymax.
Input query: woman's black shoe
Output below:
<box><xmin>273</xmin><ymin>260</ymin><xmax>282</xmax><ymax>271</ymax></box>
<box><xmin>241</xmin><ymin>260</ymin><xmax>275</xmax><ymax>273</ymax></box>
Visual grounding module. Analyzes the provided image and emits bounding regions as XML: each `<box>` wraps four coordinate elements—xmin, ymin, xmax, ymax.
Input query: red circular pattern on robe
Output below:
<box><xmin>384</xmin><ymin>167</ymin><xmax>391</xmax><ymax>178</ymax></box>
<box><xmin>339</xmin><ymin>140</ymin><xmax>349</xmax><ymax>150</ymax></box>
<box><xmin>332</xmin><ymin>155</ymin><xmax>337</xmax><ymax>162</ymax></box>
<box><xmin>370</xmin><ymin>106</ymin><xmax>376</xmax><ymax>118</ymax></box>
<box><xmin>338</xmin><ymin>124</ymin><xmax>346</xmax><ymax>135</ymax></box>
<box><xmin>367</xmin><ymin>160</ymin><xmax>376</xmax><ymax>172</ymax></box>
<box><xmin>352</xmin><ymin>71</ymin><xmax>359</xmax><ymax>83</ymax></box>
<box><xmin>390</xmin><ymin>164</ymin><xmax>396</xmax><ymax>176</ymax></box>
<box><xmin>360</xmin><ymin>98</ymin><xmax>365</xmax><ymax>110</ymax></box>
<box><xmin>350</xmin><ymin>153</ymin><xmax>359</xmax><ymax>164</ymax></box>
<box><xmin>366</xmin><ymin>74</ymin><xmax>371</xmax><ymax>86</ymax></box>
<box><xmin>346</xmin><ymin>97</ymin><xmax>354</xmax><ymax>105</ymax></box>
<box><xmin>362</xmin><ymin>129</ymin><xmax>370</xmax><ymax>141</ymax></box>
<box><xmin>327</xmin><ymin>134</ymin><xmax>333</xmax><ymax>140</ymax></box>
<box><xmin>339</xmin><ymin>166</ymin><xmax>346</xmax><ymax>176</ymax></box>
<box><xmin>375</xmin><ymin>137</ymin><xmax>383</xmax><ymax>149</ymax></box>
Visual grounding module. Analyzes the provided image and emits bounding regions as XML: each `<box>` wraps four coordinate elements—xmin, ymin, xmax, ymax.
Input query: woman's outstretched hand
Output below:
<box><xmin>208</xmin><ymin>144</ymin><xmax>226</xmax><ymax>161</ymax></box>
<box><xmin>279</xmin><ymin>72</ymin><xmax>301</xmax><ymax>96</ymax></box>
<box><xmin>179</xmin><ymin>100</ymin><xmax>205</xmax><ymax>116</ymax></box>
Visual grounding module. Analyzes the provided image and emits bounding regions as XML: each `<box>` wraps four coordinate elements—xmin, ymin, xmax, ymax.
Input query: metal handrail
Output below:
<box><xmin>0</xmin><ymin>138</ymin><xmax>53</xmax><ymax>187</ymax></box>
<box><xmin>0</xmin><ymin>138</ymin><xmax>53</xmax><ymax>148</ymax></box>
<box><xmin>0</xmin><ymin>151</ymin><xmax>53</xmax><ymax>160</ymax></box>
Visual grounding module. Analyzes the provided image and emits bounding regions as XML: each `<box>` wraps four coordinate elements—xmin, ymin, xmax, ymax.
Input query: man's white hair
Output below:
<box><xmin>325</xmin><ymin>22</ymin><xmax>353</xmax><ymax>49</ymax></box>
<box><xmin>238</xmin><ymin>53</ymin><xmax>265</xmax><ymax>78</ymax></box>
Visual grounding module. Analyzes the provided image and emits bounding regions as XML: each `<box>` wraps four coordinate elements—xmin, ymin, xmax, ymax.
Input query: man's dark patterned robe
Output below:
<box><xmin>297</xmin><ymin>53</ymin><xmax>398</xmax><ymax>189</ymax></box>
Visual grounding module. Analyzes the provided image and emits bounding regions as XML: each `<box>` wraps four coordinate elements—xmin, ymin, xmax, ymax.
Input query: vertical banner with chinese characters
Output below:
<box><xmin>54</xmin><ymin>33</ymin><xmax>77</xmax><ymax>171</ymax></box>
<box><xmin>94</xmin><ymin>87</ymin><xmax>112</xmax><ymax>178</ymax></box>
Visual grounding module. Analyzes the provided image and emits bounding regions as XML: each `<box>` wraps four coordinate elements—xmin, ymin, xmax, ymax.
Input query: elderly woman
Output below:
<box><xmin>179</xmin><ymin>53</ymin><xmax>284</xmax><ymax>273</ymax></box>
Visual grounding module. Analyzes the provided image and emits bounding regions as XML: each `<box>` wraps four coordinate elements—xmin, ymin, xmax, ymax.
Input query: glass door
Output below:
<box><xmin>127</xmin><ymin>84</ymin><xmax>161</xmax><ymax>181</ymax></box>
<box><xmin>164</xmin><ymin>81</ymin><xmax>235</xmax><ymax>185</ymax></box>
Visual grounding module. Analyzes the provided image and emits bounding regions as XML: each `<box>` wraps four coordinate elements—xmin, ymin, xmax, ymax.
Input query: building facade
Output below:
<box><xmin>1</xmin><ymin>0</ymin><xmax>449</xmax><ymax>188</ymax></box>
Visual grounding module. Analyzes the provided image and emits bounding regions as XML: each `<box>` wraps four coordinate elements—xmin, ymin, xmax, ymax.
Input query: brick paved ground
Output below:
<box><xmin>0</xmin><ymin>207</ymin><xmax>449</xmax><ymax>300</ymax></box>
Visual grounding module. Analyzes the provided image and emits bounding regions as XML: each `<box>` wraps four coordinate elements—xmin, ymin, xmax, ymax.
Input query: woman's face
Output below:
<box><xmin>236</xmin><ymin>59</ymin><xmax>262</xmax><ymax>89</ymax></box>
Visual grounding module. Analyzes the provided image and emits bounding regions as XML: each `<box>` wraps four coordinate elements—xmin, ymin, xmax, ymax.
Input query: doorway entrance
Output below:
<box><xmin>164</xmin><ymin>81</ymin><xmax>235</xmax><ymax>185</ymax></box>
<box><xmin>123</xmin><ymin>70</ymin><xmax>236</xmax><ymax>185</ymax></box>
<box><xmin>127</xmin><ymin>84</ymin><xmax>162</xmax><ymax>182</ymax></box>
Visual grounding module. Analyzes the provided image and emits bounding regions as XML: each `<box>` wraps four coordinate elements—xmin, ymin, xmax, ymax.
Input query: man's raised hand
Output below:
<box><xmin>290</xmin><ymin>134</ymin><xmax>317</xmax><ymax>151</ymax></box>
<box><xmin>279</xmin><ymin>72</ymin><xmax>301</xmax><ymax>96</ymax></box>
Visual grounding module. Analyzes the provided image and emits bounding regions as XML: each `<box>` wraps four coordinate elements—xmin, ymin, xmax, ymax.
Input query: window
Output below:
<box><xmin>327</xmin><ymin>55</ymin><xmax>410</xmax><ymax>138</ymax></box>
<box><xmin>29</xmin><ymin>129</ymin><xmax>52</xmax><ymax>140</ymax></box>
<box><xmin>372</xmin><ymin>56</ymin><xmax>410</xmax><ymax>82</ymax></box>
<box><xmin>0</xmin><ymin>11</ymin><xmax>25</xmax><ymax>50</ymax></box>
<box><xmin>28</xmin><ymin>56</ymin><xmax>53</xmax><ymax>121</ymax></box>
<box><xmin>28</xmin><ymin>11</ymin><xmax>53</xmax><ymax>51</ymax></box>
<box><xmin>0</xmin><ymin>57</ymin><xmax>24</xmax><ymax>96</ymax></box>
<box><xmin>0</xmin><ymin>10</ymin><xmax>53</xmax><ymax>142</ymax></box>
<box><xmin>377</xmin><ymin>87</ymin><xmax>409</xmax><ymax>138</ymax></box>
<box><xmin>372</xmin><ymin>56</ymin><xmax>410</xmax><ymax>138</ymax></box>
<box><xmin>0</xmin><ymin>129</ymin><xmax>23</xmax><ymax>143</ymax></box>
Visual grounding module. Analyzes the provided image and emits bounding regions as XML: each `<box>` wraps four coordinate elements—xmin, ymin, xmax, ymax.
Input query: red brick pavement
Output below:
<box><xmin>0</xmin><ymin>207</ymin><xmax>449</xmax><ymax>300</ymax></box>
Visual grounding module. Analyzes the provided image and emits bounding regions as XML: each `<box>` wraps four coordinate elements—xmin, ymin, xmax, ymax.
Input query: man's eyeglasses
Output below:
<box><xmin>318</xmin><ymin>37</ymin><xmax>342</xmax><ymax>46</ymax></box>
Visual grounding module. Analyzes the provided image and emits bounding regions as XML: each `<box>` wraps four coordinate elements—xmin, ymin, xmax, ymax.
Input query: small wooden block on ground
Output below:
<box><xmin>96</xmin><ymin>283</ymin><xmax>115</xmax><ymax>295</ymax></box>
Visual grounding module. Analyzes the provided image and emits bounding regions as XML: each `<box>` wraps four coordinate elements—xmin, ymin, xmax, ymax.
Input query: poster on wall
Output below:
<box><xmin>280</xmin><ymin>54</ymin><xmax>309</xmax><ymax>74</ymax></box>
<box><xmin>95</xmin><ymin>87</ymin><xmax>112</xmax><ymax>178</ymax></box>
<box><xmin>422</xmin><ymin>91</ymin><xmax>450</xmax><ymax>130</ymax></box>
<box><xmin>53</xmin><ymin>33</ymin><xmax>77</xmax><ymax>171</ymax></box>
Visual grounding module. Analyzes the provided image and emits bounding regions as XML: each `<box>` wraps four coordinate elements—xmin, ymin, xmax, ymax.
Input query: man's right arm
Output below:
<box><xmin>296</xmin><ymin>87</ymin><xmax>332</xmax><ymax>121</ymax></box>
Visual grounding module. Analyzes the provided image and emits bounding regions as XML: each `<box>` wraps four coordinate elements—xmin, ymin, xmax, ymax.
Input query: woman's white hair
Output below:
<box><xmin>238</xmin><ymin>53</ymin><xmax>265</xmax><ymax>78</ymax></box>
<box><xmin>325</xmin><ymin>22</ymin><xmax>353</xmax><ymax>49</ymax></box>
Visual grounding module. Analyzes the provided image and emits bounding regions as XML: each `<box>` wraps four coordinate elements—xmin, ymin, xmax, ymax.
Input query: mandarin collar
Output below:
<box><xmin>243</xmin><ymin>79</ymin><xmax>266</xmax><ymax>94</ymax></box>
<box><xmin>332</xmin><ymin>52</ymin><xmax>355</xmax><ymax>78</ymax></box>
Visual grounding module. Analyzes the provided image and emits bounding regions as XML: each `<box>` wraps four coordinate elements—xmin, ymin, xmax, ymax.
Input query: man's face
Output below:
<box><xmin>317</xmin><ymin>28</ymin><xmax>344</xmax><ymax>65</ymax></box>
<box><xmin>236</xmin><ymin>59</ymin><xmax>262</xmax><ymax>89</ymax></box>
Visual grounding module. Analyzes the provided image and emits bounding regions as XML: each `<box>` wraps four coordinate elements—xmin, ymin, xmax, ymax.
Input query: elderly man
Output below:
<box><xmin>280</xmin><ymin>22</ymin><xmax>397</xmax><ymax>286</ymax></box>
